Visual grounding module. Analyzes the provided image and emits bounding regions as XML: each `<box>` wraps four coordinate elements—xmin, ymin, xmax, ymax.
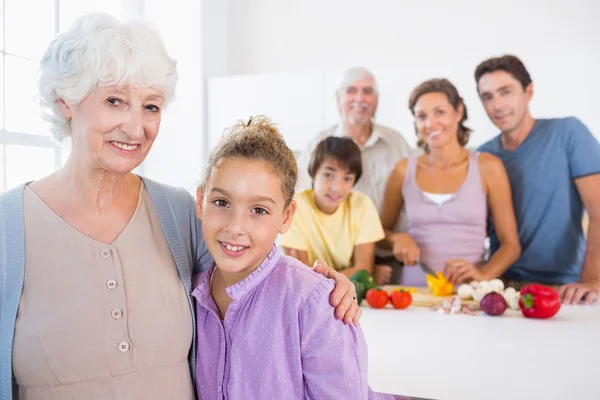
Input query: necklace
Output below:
<box><xmin>425</xmin><ymin>150</ymin><xmax>469</xmax><ymax>170</ymax></box>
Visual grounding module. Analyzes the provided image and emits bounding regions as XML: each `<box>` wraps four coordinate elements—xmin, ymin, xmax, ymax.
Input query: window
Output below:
<box><xmin>5</xmin><ymin>144</ymin><xmax>55</xmax><ymax>188</ymax></box>
<box><xmin>0</xmin><ymin>0</ymin><xmax>131</xmax><ymax>192</ymax></box>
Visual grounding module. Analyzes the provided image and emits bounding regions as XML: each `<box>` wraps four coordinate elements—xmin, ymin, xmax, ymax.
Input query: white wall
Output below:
<box><xmin>207</xmin><ymin>72</ymin><xmax>328</xmax><ymax>152</ymax></box>
<box><xmin>140</xmin><ymin>0</ymin><xmax>204</xmax><ymax>195</ymax></box>
<box><xmin>208</xmin><ymin>0</ymin><xmax>600</xmax><ymax>149</ymax></box>
<box><xmin>226</xmin><ymin>0</ymin><xmax>599</xmax><ymax>76</ymax></box>
<box><xmin>142</xmin><ymin>0</ymin><xmax>600</xmax><ymax>192</ymax></box>
<box><xmin>202</xmin><ymin>0</ymin><xmax>229</xmax><ymax>79</ymax></box>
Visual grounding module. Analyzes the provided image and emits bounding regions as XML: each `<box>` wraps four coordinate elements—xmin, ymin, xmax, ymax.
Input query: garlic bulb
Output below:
<box><xmin>489</xmin><ymin>279</ymin><xmax>505</xmax><ymax>293</ymax></box>
<box><xmin>472</xmin><ymin>287</ymin><xmax>488</xmax><ymax>302</ymax></box>
<box><xmin>469</xmin><ymin>281</ymin><xmax>481</xmax><ymax>289</ymax></box>
<box><xmin>457</xmin><ymin>284</ymin><xmax>474</xmax><ymax>300</ymax></box>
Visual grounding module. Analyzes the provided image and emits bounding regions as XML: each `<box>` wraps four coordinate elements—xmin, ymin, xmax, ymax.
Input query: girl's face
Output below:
<box><xmin>198</xmin><ymin>158</ymin><xmax>296</xmax><ymax>281</ymax></box>
<box><xmin>312</xmin><ymin>157</ymin><xmax>356</xmax><ymax>214</ymax></box>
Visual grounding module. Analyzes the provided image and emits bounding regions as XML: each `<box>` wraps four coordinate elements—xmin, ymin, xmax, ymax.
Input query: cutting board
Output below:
<box><xmin>381</xmin><ymin>285</ymin><xmax>480</xmax><ymax>308</ymax></box>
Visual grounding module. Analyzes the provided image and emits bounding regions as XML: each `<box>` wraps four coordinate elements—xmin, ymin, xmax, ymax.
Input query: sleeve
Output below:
<box><xmin>354</xmin><ymin>195</ymin><xmax>386</xmax><ymax>245</ymax></box>
<box><xmin>299</xmin><ymin>280</ymin><xmax>374</xmax><ymax>400</ymax></box>
<box><xmin>565</xmin><ymin>117</ymin><xmax>600</xmax><ymax>179</ymax></box>
<box><xmin>280</xmin><ymin>202</ymin><xmax>309</xmax><ymax>251</ymax></box>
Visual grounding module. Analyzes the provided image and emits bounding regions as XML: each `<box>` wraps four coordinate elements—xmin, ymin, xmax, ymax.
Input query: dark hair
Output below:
<box><xmin>408</xmin><ymin>78</ymin><xmax>471</xmax><ymax>153</ymax></box>
<box><xmin>308</xmin><ymin>136</ymin><xmax>362</xmax><ymax>184</ymax></box>
<box><xmin>202</xmin><ymin>116</ymin><xmax>297</xmax><ymax>207</ymax></box>
<box><xmin>474</xmin><ymin>54</ymin><xmax>532</xmax><ymax>90</ymax></box>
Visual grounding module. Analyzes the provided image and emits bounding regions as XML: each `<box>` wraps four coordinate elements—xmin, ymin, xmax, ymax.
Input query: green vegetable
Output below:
<box><xmin>351</xmin><ymin>269</ymin><xmax>376</xmax><ymax>291</ymax></box>
<box><xmin>350</xmin><ymin>269</ymin><xmax>377</xmax><ymax>305</ymax></box>
<box><xmin>351</xmin><ymin>280</ymin><xmax>366</xmax><ymax>305</ymax></box>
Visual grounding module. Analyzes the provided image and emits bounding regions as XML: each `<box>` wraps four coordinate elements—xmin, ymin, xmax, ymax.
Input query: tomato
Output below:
<box><xmin>390</xmin><ymin>290</ymin><xmax>412</xmax><ymax>309</ymax></box>
<box><xmin>365</xmin><ymin>288</ymin><xmax>389</xmax><ymax>309</ymax></box>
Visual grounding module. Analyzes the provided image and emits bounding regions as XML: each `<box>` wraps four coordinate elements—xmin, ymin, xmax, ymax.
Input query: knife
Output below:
<box><xmin>416</xmin><ymin>259</ymin><xmax>439</xmax><ymax>279</ymax></box>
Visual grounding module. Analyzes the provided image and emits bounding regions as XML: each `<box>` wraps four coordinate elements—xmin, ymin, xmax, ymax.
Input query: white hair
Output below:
<box><xmin>38</xmin><ymin>13</ymin><xmax>178</xmax><ymax>142</ymax></box>
<box><xmin>336</xmin><ymin>66</ymin><xmax>378</xmax><ymax>96</ymax></box>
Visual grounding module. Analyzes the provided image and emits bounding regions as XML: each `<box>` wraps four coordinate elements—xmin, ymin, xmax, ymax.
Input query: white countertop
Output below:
<box><xmin>361</xmin><ymin>303</ymin><xmax>600</xmax><ymax>400</ymax></box>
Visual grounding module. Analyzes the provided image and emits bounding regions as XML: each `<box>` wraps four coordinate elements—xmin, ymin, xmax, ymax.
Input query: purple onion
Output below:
<box><xmin>480</xmin><ymin>292</ymin><xmax>507</xmax><ymax>316</ymax></box>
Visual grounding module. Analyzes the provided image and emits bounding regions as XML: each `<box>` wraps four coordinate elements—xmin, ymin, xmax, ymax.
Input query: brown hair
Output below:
<box><xmin>474</xmin><ymin>54</ymin><xmax>532</xmax><ymax>90</ymax></box>
<box><xmin>202</xmin><ymin>116</ymin><xmax>298</xmax><ymax>207</ymax></box>
<box><xmin>308</xmin><ymin>136</ymin><xmax>362</xmax><ymax>184</ymax></box>
<box><xmin>408</xmin><ymin>78</ymin><xmax>471</xmax><ymax>153</ymax></box>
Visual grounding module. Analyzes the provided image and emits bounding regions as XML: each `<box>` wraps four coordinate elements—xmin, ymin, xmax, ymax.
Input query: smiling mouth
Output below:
<box><xmin>495</xmin><ymin>113</ymin><xmax>511</xmax><ymax>121</ymax></box>
<box><xmin>110</xmin><ymin>141</ymin><xmax>140</xmax><ymax>152</ymax></box>
<box><xmin>326</xmin><ymin>194</ymin><xmax>342</xmax><ymax>202</ymax></box>
<box><xmin>350</xmin><ymin>102</ymin><xmax>368</xmax><ymax>111</ymax></box>
<box><xmin>218</xmin><ymin>241</ymin><xmax>249</xmax><ymax>257</ymax></box>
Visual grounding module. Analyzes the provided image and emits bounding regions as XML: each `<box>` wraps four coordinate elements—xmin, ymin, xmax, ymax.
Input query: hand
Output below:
<box><xmin>312</xmin><ymin>260</ymin><xmax>362</xmax><ymax>326</ymax></box>
<box><xmin>444</xmin><ymin>259</ymin><xmax>485</xmax><ymax>285</ymax></box>
<box><xmin>373</xmin><ymin>264</ymin><xmax>392</xmax><ymax>285</ymax></box>
<box><xmin>558</xmin><ymin>282</ymin><xmax>599</xmax><ymax>305</ymax></box>
<box><xmin>392</xmin><ymin>233</ymin><xmax>420</xmax><ymax>266</ymax></box>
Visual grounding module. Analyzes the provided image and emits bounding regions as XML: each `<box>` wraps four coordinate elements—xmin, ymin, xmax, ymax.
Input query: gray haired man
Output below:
<box><xmin>297</xmin><ymin>67</ymin><xmax>413</xmax><ymax>285</ymax></box>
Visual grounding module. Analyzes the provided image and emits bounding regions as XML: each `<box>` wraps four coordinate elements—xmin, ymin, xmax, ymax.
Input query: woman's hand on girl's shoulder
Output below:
<box><xmin>313</xmin><ymin>261</ymin><xmax>362</xmax><ymax>326</ymax></box>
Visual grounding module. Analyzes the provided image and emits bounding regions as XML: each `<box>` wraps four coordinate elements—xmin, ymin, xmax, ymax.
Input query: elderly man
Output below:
<box><xmin>297</xmin><ymin>67</ymin><xmax>413</xmax><ymax>284</ymax></box>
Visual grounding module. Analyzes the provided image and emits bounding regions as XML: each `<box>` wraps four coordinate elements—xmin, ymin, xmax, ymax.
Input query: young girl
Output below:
<box><xmin>193</xmin><ymin>118</ymin><xmax>376</xmax><ymax>399</ymax></box>
<box><xmin>281</xmin><ymin>136</ymin><xmax>386</xmax><ymax>280</ymax></box>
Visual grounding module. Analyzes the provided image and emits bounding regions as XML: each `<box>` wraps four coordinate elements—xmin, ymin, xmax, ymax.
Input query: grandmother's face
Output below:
<box><xmin>59</xmin><ymin>85</ymin><xmax>164</xmax><ymax>175</ymax></box>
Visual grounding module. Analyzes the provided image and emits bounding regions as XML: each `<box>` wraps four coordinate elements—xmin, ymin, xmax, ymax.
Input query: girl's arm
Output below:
<box><xmin>300</xmin><ymin>280</ymin><xmax>375</xmax><ymax>400</ymax></box>
<box><xmin>283</xmin><ymin>246</ymin><xmax>362</xmax><ymax>325</ymax></box>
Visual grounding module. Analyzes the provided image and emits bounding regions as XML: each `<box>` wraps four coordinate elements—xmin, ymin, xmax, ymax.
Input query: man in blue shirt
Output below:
<box><xmin>475</xmin><ymin>55</ymin><xmax>600</xmax><ymax>305</ymax></box>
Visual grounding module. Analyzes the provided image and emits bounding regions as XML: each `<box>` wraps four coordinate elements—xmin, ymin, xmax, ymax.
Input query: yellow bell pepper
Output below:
<box><xmin>426</xmin><ymin>272</ymin><xmax>454</xmax><ymax>297</ymax></box>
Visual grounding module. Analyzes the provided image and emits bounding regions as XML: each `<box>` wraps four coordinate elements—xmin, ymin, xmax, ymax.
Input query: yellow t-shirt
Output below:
<box><xmin>281</xmin><ymin>189</ymin><xmax>385</xmax><ymax>271</ymax></box>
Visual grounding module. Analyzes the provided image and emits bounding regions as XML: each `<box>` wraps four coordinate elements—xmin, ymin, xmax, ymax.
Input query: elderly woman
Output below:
<box><xmin>0</xmin><ymin>13</ymin><xmax>358</xmax><ymax>399</ymax></box>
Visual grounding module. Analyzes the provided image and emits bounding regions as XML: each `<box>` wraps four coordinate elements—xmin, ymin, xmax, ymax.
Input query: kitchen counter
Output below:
<box><xmin>361</xmin><ymin>302</ymin><xmax>600</xmax><ymax>400</ymax></box>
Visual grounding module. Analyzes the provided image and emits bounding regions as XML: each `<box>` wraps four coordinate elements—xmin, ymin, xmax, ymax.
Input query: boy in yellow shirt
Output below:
<box><xmin>282</xmin><ymin>137</ymin><xmax>385</xmax><ymax>278</ymax></box>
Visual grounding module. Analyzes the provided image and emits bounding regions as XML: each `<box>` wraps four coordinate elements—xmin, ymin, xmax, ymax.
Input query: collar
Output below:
<box><xmin>333</xmin><ymin>122</ymin><xmax>386</xmax><ymax>149</ymax></box>
<box><xmin>191</xmin><ymin>245</ymin><xmax>282</xmax><ymax>305</ymax></box>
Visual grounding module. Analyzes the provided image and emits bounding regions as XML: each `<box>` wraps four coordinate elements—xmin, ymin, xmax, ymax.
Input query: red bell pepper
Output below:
<box><xmin>519</xmin><ymin>284</ymin><xmax>561</xmax><ymax>319</ymax></box>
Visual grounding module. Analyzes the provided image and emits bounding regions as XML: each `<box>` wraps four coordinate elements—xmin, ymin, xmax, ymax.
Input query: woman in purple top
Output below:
<box><xmin>193</xmin><ymin>117</ymin><xmax>376</xmax><ymax>399</ymax></box>
<box><xmin>380</xmin><ymin>79</ymin><xmax>521</xmax><ymax>286</ymax></box>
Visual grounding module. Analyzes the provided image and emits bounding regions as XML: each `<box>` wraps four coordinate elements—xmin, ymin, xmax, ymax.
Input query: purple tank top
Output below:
<box><xmin>401</xmin><ymin>152</ymin><xmax>487</xmax><ymax>286</ymax></box>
